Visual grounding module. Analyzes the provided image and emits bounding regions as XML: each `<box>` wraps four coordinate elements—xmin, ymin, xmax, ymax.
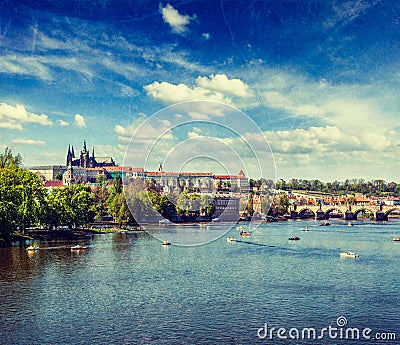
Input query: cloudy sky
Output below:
<box><xmin>0</xmin><ymin>0</ymin><xmax>399</xmax><ymax>181</ymax></box>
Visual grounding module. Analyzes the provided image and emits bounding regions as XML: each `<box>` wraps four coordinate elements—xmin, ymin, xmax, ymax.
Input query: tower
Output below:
<box><xmin>66</xmin><ymin>145</ymin><xmax>72</xmax><ymax>166</ymax></box>
<box><xmin>63</xmin><ymin>164</ymin><xmax>75</xmax><ymax>186</ymax></box>
<box><xmin>80</xmin><ymin>140</ymin><xmax>90</xmax><ymax>168</ymax></box>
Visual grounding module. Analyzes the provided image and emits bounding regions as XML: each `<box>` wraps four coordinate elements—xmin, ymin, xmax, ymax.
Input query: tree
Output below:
<box><xmin>0</xmin><ymin>167</ymin><xmax>46</xmax><ymax>234</ymax></box>
<box><xmin>55</xmin><ymin>172</ymin><xmax>63</xmax><ymax>180</ymax></box>
<box><xmin>0</xmin><ymin>147</ymin><xmax>22</xmax><ymax>168</ymax></box>
<box><xmin>113</xmin><ymin>173</ymin><xmax>123</xmax><ymax>194</ymax></box>
<box><xmin>273</xmin><ymin>193</ymin><xmax>289</xmax><ymax>214</ymax></box>
<box><xmin>53</xmin><ymin>185</ymin><xmax>94</xmax><ymax>228</ymax></box>
<box><xmin>110</xmin><ymin>193</ymin><xmax>131</xmax><ymax>227</ymax></box>
<box><xmin>0</xmin><ymin>201</ymin><xmax>18</xmax><ymax>240</ymax></box>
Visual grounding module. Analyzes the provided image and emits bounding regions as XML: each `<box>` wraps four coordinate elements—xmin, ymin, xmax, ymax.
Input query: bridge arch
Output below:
<box><xmin>353</xmin><ymin>208</ymin><xmax>374</xmax><ymax>219</ymax></box>
<box><xmin>297</xmin><ymin>208</ymin><xmax>315</xmax><ymax>219</ymax></box>
<box><xmin>384</xmin><ymin>208</ymin><xmax>400</xmax><ymax>218</ymax></box>
<box><xmin>325</xmin><ymin>208</ymin><xmax>344</xmax><ymax>218</ymax></box>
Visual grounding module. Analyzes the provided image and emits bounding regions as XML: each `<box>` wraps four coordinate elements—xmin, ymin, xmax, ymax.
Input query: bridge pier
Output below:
<box><xmin>375</xmin><ymin>211</ymin><xmax>388</xmax><ymax>221</ymax></box>
<box><xmin>316</xmin><ymin>210</ymin><xmax>327</xmax><ymax>220</ymax></box>
<box><xmin>345</xmin><ymin>210</ymin><xmax>356</xmax><ymax>221</ymax></box>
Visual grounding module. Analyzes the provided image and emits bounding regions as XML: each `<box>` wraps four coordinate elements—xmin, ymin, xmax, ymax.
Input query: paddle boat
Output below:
<box><xmin>70</xmin><ymin>245</ymin><xmax>87</xmax><ymax>251</ymax></box>
<box><xmin>26</xmin><ymin>245</ymin><xmax>40</xmax><ymax>251</ymax></box>
<box><xmin>162</xmin><ymin>240</ymin><xmax>171</xmax><ymax>246</ymax></box>
<box><xmin>340</xmin><ymin>251</ymin><xmax>359</xmax><ymax>258</ymax></box>
<box><xmin>226</xmin><ymin>237</ymin><xmax>236</xmax><ymax>242</ymax></box>
<box><xmin>393</xmin><ymin>237</ymin><xmax>400</xmax><ymax>242</ymax></box>
<box><xmin>319</xmin><ymin>221</ymin><xmax>330</xmax><ymax>226</ymax></box>
<box><xmin>239</xmin><ymin>231</ymin><xmax>251</xmax><ymax>237</ymax></box>
<box><xmin>288</xmin><ymin>236</ymin><xmax>300</xmax><ymax>241</ymax></box>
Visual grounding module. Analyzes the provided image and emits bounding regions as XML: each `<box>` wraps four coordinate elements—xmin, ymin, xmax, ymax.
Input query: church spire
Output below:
<box><xmin>92</xmin><ymin>146</ymin><xmax>95</xmax><ymax>159</ymax></box>
<box><xmin>66</xmin><ymin>145</ymin><xmax>72</xmax><ymax>166</ymax></box>
<box><xmin>71</xmin><ymin>145</ymin><xmax>75</xmax><ymax>158</ymax></box>
<box><xmin>83</xmin><ymin>139</ymin><xmax>87</xmax><ymax>152</ymax></box>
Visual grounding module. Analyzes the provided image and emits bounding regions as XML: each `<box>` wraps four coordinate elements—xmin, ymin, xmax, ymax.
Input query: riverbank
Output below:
<box><xmin>0</xmin><ymin>226</ymin><xmax>143</xmax><ymax>247</ymax></box>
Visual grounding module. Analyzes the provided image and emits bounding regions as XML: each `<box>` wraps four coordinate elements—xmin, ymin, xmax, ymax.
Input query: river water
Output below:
<box><xmin>0</xmin><ymin>220</ymin><xmax>398</xmax><ymax>344</ymax></box>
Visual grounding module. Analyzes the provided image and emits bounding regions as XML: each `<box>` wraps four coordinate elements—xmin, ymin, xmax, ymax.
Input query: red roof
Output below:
<box><xmin>44</xmin><ymin>180</ymin><xmax>63</xmax><ymax>187</ymax></box>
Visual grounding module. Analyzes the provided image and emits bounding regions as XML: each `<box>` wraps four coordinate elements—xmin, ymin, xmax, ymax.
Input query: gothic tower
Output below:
<box><xmin>80</xmin><ymin>140</ymin><xmax>90</xmax><ymax>168</ymax></box>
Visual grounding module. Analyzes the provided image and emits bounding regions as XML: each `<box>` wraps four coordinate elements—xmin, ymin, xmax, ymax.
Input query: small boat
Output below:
<box><xmin>288</xmin><ymin>236</ymin><xmax>300</xmax><ymax>241</ymax></box>
<box><xmin>162</xmin><ymin>240</ymin><xmax>171</xmax><ymax>245</ymax></box>
<box><xmin>340</xmin><ymin>251</ymin><xmax>359</xmax><ymax>258</ymax></box>
<box><xmin>226</xmin><ymin>237</ymin><xmax>236</xmax><ymax>242</ymax></box>
<box><xmin>301</xmin><ymin>226</ymin><xmax>309</xmax><ymax>231</ymax></box>
<box><xmin>239</xmin><ymin>231</ymin><xmax>251</xmax><ymax>237</ymax></box>
<box><xmin>347</xmin><ymin>222</ymin><xmax>354</xmax><ymax>226</ymax></box>
<box><xmin>71</xmin><ymin>245</ymin><xmax>87</xmax><ymax>251</ymax></box>
<box><xmin>319</xmin><ymin>222</ymin><xmax>330</xmax><ymax>226</ymax></box>
<box><xmin>393</xmin><ymin>237</ymin><xmax>400</xmax><ymax>242</ymax></box>
<box><xmin>26</xmin><ymin>245</ymin><xmax>40</xmax><ymax>251</ymax></box>
<box><xmin>159</xmin><ymin>219</ymin><xmax>171</xmax><ymax>225</ymax></box>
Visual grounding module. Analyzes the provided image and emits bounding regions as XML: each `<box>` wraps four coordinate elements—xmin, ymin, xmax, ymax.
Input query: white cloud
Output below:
<box><xmin>0</xmin><ymin>103</ymin><xmax>53</xmax><ymax>130</ymax></box>
<box><xmin>0</xmin><ymin>55</ymin><xmax>53</xmax><ymax>81</ymax></box>
<box><xmin>144</xmin><ymin>74</ymin><xmax>253</xmax><ymax>105</ymax></box>
<box><xmin>324</xmin><ymin>0</ymin><xmax>380</xmax><ymax>29</ymax></box>
<box><xmin>202</xmin><ymin>33</ymin><xmax>211</xmax><ymax>40</ymax></box>
<box><xmin>13</xmin><ymin>138</ymin><xmax>46</xmax><ymax>146</ymax></box>
<box><xmin>160</xmin><ymin>4</ymin><xmax>194</xmax><ymax>35</ymax></box>
<box><xmin>144</xmin><ymin>81</ymin><xmax>233</xmax><ymax>104</ymax></box>
<box><xmin>57</xmin><ymin>120</ymin><xmax>69</xmax><ymax>127</ymax></box>
<box><xmin>196</xmin><ymin>74</ymin><xmax>253</xmax><ymax>98</ymax></box>
<box><xmin>74</xmin><ymin>114</ymin><xmax>86</xmax><ymax>128</ymax></box>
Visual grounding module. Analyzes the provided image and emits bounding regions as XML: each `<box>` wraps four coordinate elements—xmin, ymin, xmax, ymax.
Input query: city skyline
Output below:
<box><xmin>1</xmin><ymin>0</ymin><xmax>399</xmax><ymax>181</ymax></box>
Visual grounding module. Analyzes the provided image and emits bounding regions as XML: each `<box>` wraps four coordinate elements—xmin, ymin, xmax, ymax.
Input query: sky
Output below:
<box><xmin>0</xmin><ymin>0</ymin><xmax>399</xmax><ymax>181</ymax></box>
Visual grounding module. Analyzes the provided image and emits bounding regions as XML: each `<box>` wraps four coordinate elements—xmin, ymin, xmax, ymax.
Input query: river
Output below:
<box><xmin>0</xmin><ymin>220</ymin><xmax>398</xmax><ymax>344</ymax></box>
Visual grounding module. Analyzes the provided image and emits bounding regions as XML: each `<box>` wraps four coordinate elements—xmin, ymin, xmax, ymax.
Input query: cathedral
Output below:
<box><xmin>66</xmin><ymin>140</ymin><xmax>116</xmax><ymax>168</ymax></box>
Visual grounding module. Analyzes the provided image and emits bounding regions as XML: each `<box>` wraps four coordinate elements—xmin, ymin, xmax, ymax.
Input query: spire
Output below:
<box><xmin>92</xmin><ymin>146</ymin><xmax>95</xmax><ymax>159</ymax></box>
<box><xmin>66</xmin><ymin>145</ymin><xmax>72</xmax><ymax>166</ymax></box>
<box><xmin>83</xmin><ymin>139</ymin><xmax>87</xmax><ymax>152</ymax></box>
<box><xmin>71</xmin><ymin>145</ymin><xmax>75</xmax><ymax>158</ymax></box>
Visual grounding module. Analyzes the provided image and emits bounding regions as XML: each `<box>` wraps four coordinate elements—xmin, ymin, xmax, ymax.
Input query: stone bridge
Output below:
<box><xmin>289</xmin><ymin>204</ymin><xmax>400</xmax><ymax>221</ymax></box>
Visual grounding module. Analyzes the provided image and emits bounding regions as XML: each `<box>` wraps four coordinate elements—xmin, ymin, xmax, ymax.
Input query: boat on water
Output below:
<box><xmin>347</xmin><ymin>222</ymin><xmax>354</xmax><ymax>226</ymax></box>
<box><xmin>340</xmin><ymin>251</ymin><xmax>359</xmax><ymax>258</ymax></box>
<box><xmin>301</xmin><ymin>226</ymin><xmax>309</xmax><ymax>231</ymax></box>
<box><xmin>226</xmin><ymin>237</ymin><xmax>236</xmax><ymax>242</ymax></box>
<box><xmin>159</xmin><ymin>219</ymin><xmax>172</xmax><ymax>225</ymax></box>
<box><xmin>162</xmin><ymin>240</ymin><xmax>171</xmax><ymax>245</ymax></box>
<box><xmin>70</xmin><ymin>245</ymin><xmax>87</xmax><ymax>251</ymax></box>
<box><xmin>319</xmin><ymin>222</ymin><xmax>330</xmax><ymax>226</ymax></box>
<box><xmin>26</xmin><ymin>245</ymin><xmax>40</xmax><ymax>251</ymax></box>
<box><xmin>393</xmin><ymin>237</ymin><xmax>400</xmax><ymax>242</ymax></box>
<box><xmin>239</xmin><ymin>231</ymin><xmax>251</xmax><ymax>237</ymax></box>
<box><xmin>288</xmin><ymin>236</ymin><xmax>300</xmax><ymax>241</ymax></box>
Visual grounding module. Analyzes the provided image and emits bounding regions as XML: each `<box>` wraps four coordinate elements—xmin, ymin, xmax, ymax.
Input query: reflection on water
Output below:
<box><xmin>0</xmin><ymin>222</ymin><xmax>399</xmax><ymax>344</ymax></box>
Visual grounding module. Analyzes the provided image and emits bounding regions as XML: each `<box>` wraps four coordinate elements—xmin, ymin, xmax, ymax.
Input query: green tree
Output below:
<box><xmin>55</xmin><ymin>172</ymin><xmax>63</xmax><ymax>180</ymax></box>
<box><xmin>0</xmin><ymin>167</ymin><xmax>46</xmax><ymax>234</ymax></box>
<box><xmin>113</xmin><ymin>173</ymin><xmax>123</xmax><ymax>194</ymax></box>
<box><xmin>53</xmin><ymin>185</ymin><xmax>94</xmax><ymax>228</ymax></box>
<box><xmin>0</xmin><ymin>201</ymin><xmax>18</xmax><ymax>240</ymax></box>
<box><xmin>0</xmin><ymin>147</ymin><xmax>22</xmax><ymax>168</ymax></box>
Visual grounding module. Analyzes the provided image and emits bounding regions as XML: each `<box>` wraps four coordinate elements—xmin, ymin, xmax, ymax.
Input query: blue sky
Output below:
<box><xmin>0</xmin><ymin>0</ymin><xmax>399</xmax><ymax>181</ymax></box>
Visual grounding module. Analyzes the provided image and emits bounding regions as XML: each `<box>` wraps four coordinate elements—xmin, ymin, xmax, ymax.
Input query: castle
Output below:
<box><xmin>66</xmin><ymin>140</ymin><xmax>115</xmax><ymax>168</ymax></box>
